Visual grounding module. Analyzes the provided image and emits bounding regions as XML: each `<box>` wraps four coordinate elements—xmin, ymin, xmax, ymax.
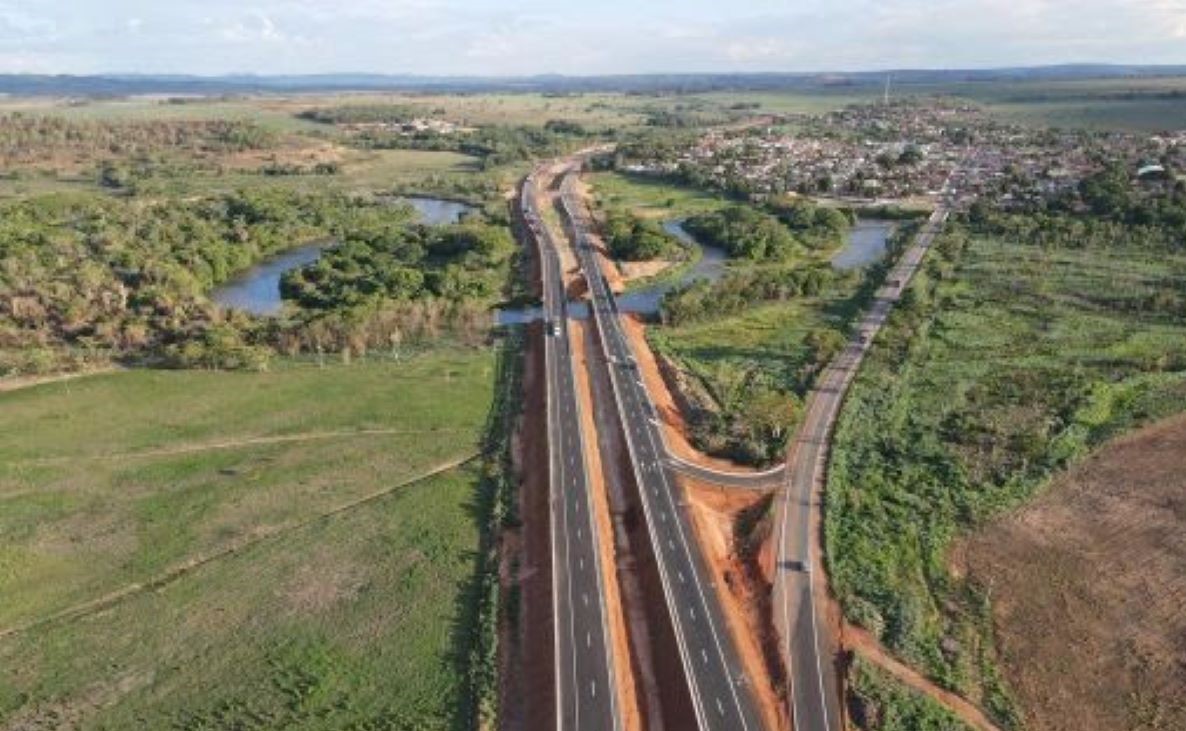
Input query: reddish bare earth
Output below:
<box><xmin>957</xmin><ymin>413</ymin><xmax>1186</xmax><ymax>731</ymax></box>
<box><xmin>682</xmin><ymin>480</ymin><xmax>790</xmax><ymax>731</ymax></box>
<box><xmin>622</xmin><ymin>316</ymin><xmax>771</xmax><ymax>475</ymax></box>
<box><xmin>501</xmin><ymin>324</ymin><xmax>554</xmax><ymax>731</ymax></box>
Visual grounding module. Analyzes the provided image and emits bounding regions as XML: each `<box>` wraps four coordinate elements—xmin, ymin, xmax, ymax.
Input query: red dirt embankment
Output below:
<box><xmin>501</xmin><ymin>323</ymin><xmax>554</xmax><ymax>731</ymax></box>
<box><xmin>955</xmin><ymin>413</ymin><xmax>1186</xmax><ymax>731</ymax></box>
<box><xmin>681</xmin><ymin>479</ymin><xmax>790</xmax><ymax>731</ymax></box>
<box><xmin>622</xmin><ymin>316</ymin><xmax>774</xmax><ymax>476</ymax></box>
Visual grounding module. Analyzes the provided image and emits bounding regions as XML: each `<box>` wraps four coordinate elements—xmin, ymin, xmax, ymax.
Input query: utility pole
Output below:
<box><xmin>883</xmin><ymin>74</ymin><xmax>892</xmax><ymax>105</ymax></box>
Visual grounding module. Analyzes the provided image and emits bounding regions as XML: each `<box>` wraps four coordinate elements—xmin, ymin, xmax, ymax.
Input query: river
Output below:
<box><xmin>210</xmin><ymin>197</ymin><xmax>475</xmax><ymax>316</ymax></box>
<box><xmin>498</xmin><ymin>217</ymin><xmax>894</xmax><ymax>324</ymax></box>
<box><xmin>495</xmin><ymin>219</ymin><xmax>728</xmax><ymax>325</ymax></box>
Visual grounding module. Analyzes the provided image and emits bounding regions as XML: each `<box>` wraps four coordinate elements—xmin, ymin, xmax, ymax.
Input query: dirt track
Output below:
<box><xmin>957</xmin><ymin>413</ymin><xmax>1186</xmax><ymax>731</ymax></box>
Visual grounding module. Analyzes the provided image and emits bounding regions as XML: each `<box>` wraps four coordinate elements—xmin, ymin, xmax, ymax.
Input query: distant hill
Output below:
<box><xmin>2</xmin><ymin>65</ymin><xmax>1186</xmax><ymax>97</ymax></box>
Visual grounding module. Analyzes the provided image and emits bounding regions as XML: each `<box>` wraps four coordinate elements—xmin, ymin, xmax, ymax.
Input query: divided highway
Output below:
<box><xmin>520</xmin><ymin>173</ymin><xmax>622</xmax><ymax>731</ymax></box>
<box><xmin>557</xmin><ymin>170</ymin><xmax>767</xmax><ymax>731</ymax></box>
<box><xmin>773</xmin><ymin>206</ymin><xmax>951</xmax><ymax>731</ymax></box>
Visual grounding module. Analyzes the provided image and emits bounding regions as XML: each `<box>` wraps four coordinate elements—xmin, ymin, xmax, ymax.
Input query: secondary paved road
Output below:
<box><xmin>665</xmin><ymin>454</ymin><xmax>784</xmax><ymax>490</ymax></box>
<box><xmin>773</xmin><ymin>206</ymin><xmax>951</xmax><ymax>731</ymax></box>
<box><xmin>558</xmin><ymin>169</ymin><xmax>767</xmax><ymax>731</ymax></box>
<box><xmin>520</xmin><ymin>173</ymin><xmax>622</xmax><ymax>731</ymax></box>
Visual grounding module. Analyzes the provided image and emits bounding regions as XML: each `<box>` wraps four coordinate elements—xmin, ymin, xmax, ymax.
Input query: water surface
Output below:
<box><xmin>614</xmin><ymin>220</ymin><xmax>728</xmax><ymax>314</ymax></box>
<box><xmin>831</xmin><ymin>219</ymin><xmax>896</xmax><ymax>271</ymax></box>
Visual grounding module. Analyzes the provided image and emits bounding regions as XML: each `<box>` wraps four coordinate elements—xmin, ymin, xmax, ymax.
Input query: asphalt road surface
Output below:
<box><xmin>558</xmin><ymin>170</ymin><xmax>767</xmax><ymax>731</ymax></box>
<box><xmin>665</xmin><ymin>453</ymin><xmax>784</xmax><ymax>490</ymax></box>
<box><xmin>773</xmin><ymin>206</ymin><xmax>951</xmax><ymax>731</ymax></box>
<box><xmin>521</xmin><ymin>173</ymin><xmax>622</xmax><ymax>731</ymax></box>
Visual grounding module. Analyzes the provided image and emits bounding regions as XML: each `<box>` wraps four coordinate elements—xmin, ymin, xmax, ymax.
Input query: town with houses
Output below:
<box><xmin>621</xmin><ymin>99</ymin><xmax>1186</xmax><ymax>210</ymax></box>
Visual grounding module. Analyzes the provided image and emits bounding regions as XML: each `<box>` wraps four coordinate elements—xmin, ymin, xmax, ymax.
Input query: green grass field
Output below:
<box><xmin>651</xmin><ymin>298</ymin><xmax>838</xmax><ymax>407</ymax></box>
<box><xmin>0</xmin><ymin>96</ymin><xmax>325</xmax><ymax>133</ymax></box>
<box><xmin>587</xmin><ymin>171</ymin><xmax>732</xmax><ymax>219</ymax></box>
<box><xmin>0</xmin><ymin>350</ymin><xmax>496</xmax><ymax>729</ymax></box>
<box><xmin>943</xmin><ymin>76</ymin><xmax>1186</xmax><ymax>131</ymax></box>
<box><xmin>826</xmin><ymin>231</ymin><xmax>1186</xmax><ymax>725</ymax></box>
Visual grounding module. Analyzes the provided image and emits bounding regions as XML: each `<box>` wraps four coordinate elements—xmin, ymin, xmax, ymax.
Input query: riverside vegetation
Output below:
<box><xmin>826</xmin><ymin>193</ymin><xmax>1186</xmax><ymax>727</ymax></box>
<box><xmin>648</xmin><ymin>198</ymin><xmax>892</xmax><ymax>465</ymax></box>
<box><xmin>0</xmin><ymin>188</ymin><xmax>517</xmax><ymax>376</ymax></box>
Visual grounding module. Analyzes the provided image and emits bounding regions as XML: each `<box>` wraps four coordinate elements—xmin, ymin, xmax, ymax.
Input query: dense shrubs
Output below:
<box><xmin>683</xmin><ymin>205</ymin><xmax>800</xmax><ymax>260</ymax></box>
<box><xmin>0</xmin><ymin>189</ymin><xmax>511</xmax><ymax>373</ymax></box>
<box><xmin>297</xmin><ymin>104</ymin><xmax>419</xmax><ymax>125</ymax></box>
<box><xmin>660</xmin><ymin>265</ymin><xmax>837</xmax><ymax>326</ymax></box>
<box><xmin>0</xmin><ymin>113</ymin><xmax>277</xmax><ymax>168</ymax></box>
<box><xmin>602</xmin><ymin>209</ymin><xmax>681</xmax><ymax>261</ymax></box>
<box><xmin>826</xmin><ymin>216</ymin><xmax>1186</xmax><ymax>727</ymax></box>
<box><xmin>683</xmin><ymin>200</ymin><xmax>849</xmax><ymax>261</ymax></box>
<box><xmin>280</xmin><ymin>223</ymin><xmax>515</xmax><ymax>309</ymax></box>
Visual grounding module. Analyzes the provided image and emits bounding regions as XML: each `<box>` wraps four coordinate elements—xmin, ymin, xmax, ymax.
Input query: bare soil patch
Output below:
<box><xmin>682</xmin><ymin>479</ymin><xmax>789</xmax><ymax>731</ymax></box>
<box><xmin>956</xmin><ymin>413</ymin><xmax>1186</xmax><ymax>731</ymax></box>
<box><xmin>0</xmin><ymin>366</ymin><xmax>117</xmax><ymax>394</ymax></box>
<box><xmin>617</xmin><ymin>259</ymin><xmax>676</xmax><ymax>283</ymax></box>
<box><xmin>501</xmin><ymin>323</ymin><xmax>553</xmax><ymax>731</ymax></box>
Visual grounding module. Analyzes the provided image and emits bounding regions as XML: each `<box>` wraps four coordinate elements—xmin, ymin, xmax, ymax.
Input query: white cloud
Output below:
<box><xmin>0</xmin><ymin>0</ymin><xmax>1184</xmax><ymax>75</ymax></box>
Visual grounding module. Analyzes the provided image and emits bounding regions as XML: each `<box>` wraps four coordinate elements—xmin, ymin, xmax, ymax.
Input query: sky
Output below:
<box><xmin>1</xmin><ymin>0</ymin><xmax>1185</xmax><ymax>76</ymax></box>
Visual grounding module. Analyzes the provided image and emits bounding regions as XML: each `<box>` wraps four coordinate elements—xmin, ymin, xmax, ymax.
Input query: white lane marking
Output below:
<box><xmin>582</xmin><ymin>592</ymin><xmax>589</xmax><ymax>607</ymax></box>
<box><xmin>591</xmin><ymin>681</ymin><xmax>597</xmax><ymax>698</ymax></box>
<box><xmin>678</xmin><ymin>571</ymin><xmax>686</xmax><ymax>584</ymax></box>
<box><xmin>586</xmin><ymin>631</ymin><xmax>591</xmax><ymax>648</ymax></box>
<box><xmin>717</xmin><ymin>697</ymin><xmax>726</xmax><ymax>717</ymax></box>
<box><xmin>701</xmin><ymin>648</ymin><xmax>709</xmax><ymax>665</ymax></box>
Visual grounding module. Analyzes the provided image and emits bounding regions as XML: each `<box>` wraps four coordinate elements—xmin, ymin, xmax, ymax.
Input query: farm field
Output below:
<box><xmin>825</xmin><ymin>230</ymin><xmax>1186</xmax><ymax>726</ymax></box>
<box><xmin>959</xmin><ymin>412</ymin><xmax>1186</xmax><ymax>731</ymax></box>
<box><xmin>0</xmin><ymin>350</ymin><xmax>496</xmax><ymax>730</ymax></box>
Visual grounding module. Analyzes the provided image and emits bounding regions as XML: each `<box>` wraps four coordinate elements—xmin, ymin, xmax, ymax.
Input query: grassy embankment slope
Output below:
<box><xmin>0</xmin><ymin>350</ymin><xmax>496</xmax><ymax>730</ymax></box>
<box><xmin>827</xmin><ymin>229</ymin><xmax>1186</xmax><ymax>728</ymax></box>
